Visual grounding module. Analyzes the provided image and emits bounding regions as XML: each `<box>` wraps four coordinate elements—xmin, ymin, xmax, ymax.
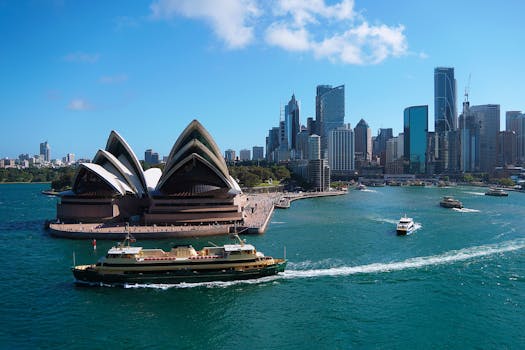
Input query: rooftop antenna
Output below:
<box><xmin>464</xmin><ymin>73</ymin><xmax>471</xmax><ymax>102</ymax></box>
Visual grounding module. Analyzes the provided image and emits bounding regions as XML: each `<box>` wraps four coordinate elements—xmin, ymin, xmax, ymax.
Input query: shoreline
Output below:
<box><xmin>47</xmin><ymin>191</ymin><xmax>346</xmax><ymax>239</ymax></box>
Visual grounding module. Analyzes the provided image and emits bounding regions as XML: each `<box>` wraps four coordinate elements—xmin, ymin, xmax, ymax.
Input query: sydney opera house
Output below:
<box><xmin>51</xmin><ymin>120</ymin><xmax>252</xmax><ymax>237</ymax></box>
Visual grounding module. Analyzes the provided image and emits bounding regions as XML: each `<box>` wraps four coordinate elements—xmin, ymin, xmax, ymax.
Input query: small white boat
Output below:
<box><xmin>396</xmin><ymin>215</ymin><xmax>415</xmax><ymax>235</ymax></box>
<box><xmin>485</xmin><ymin>188</ymin><xmax>508</xmax><ymax>197</ymax></box>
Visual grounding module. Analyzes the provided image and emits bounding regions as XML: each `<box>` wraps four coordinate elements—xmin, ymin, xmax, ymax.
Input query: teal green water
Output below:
<box><xmin>1</xmin><ymin>184</ymin><xmax>524</xmax><ymax>349</ymax></box>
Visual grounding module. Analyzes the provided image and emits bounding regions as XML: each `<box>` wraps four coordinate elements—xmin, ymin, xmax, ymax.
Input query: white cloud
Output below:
<box><xmin>150</xmin><ymin>0</ymin><xmax>260</xmax><ymax>49</ymax></box>
<box><xmin>265</xmin><ymin>23</ymin><xmax>310</xmax><ymax>51</ymax></box>
<box><xmin>63</xmin><ymin>52</ymin><xmax>100</xmax><ymax>63</ymax></box>
<box><xmin>99</xmin><ymin>74</ymin><xmax>128</xmax><ymax>84</ymax></box>
<box><xmin>149</xmin><ymin>0</ymin><xmax>408</xmax><ymax>64</ymax></box>
<box><xmin>272</xmin><ymin>0</ymin><xmax>355</xmax><ymax>26</ymax></box>
<box><xmin>67</xmin><ymin>98</ymin><xmax>91</xmax><ymax>111</ymax></box>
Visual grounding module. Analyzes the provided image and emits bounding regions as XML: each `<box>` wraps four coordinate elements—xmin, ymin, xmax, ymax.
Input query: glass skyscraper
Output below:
<box><xmin>285</xmin><ymin>94</ymin><xmax>300</xmax><ymax>152</ymax></box>
<box><xmin>315</xmin><ymin>84</ymin><xmax>345</xmax><ymax>158</ymax></box>
<box><xmin>434</xmin><ymin>67</ymin><xmax>457</xmax><ymax>132</ymax></box>
<box><xmin>404</xmin><ymin>105</ymin><xmax>428</xmax><ymax>174</ymax></box>
<box><xmin>470</xmin><ymin>104</ymin><xmax>500</xmax><ymax>173</ymax></box>
<box><xmin>354</xmin><ymin>118</ymin><xmax>372</xmax><ymax>164</ymax></box>
<box><xmin>434</xmin><ymin>67</ymin><xmax>457</xmax><ymax>173</ymax></box>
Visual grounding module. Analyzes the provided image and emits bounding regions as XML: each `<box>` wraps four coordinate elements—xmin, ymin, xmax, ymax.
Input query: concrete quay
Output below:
<box><xmin>48</xmin><ymin>191</ymin><xmax>346</xmax><ymax>239</ymax></box>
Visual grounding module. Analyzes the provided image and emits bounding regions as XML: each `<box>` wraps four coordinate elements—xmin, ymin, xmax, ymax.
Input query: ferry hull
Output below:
<box><xmin>73</xmin><ymin>260</ymin><xmax>287</xmax><ymax>285</ymax></box>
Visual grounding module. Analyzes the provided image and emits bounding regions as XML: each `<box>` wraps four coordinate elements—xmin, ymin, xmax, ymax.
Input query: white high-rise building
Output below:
<box><xmin>328</xmin><ymin>124</ymin><xmax>354</xmax><ymax>173</ymax></box>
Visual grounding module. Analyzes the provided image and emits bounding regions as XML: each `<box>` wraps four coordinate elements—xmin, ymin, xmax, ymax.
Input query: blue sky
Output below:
<box><xmin>1</xmin><ymin>0</ymin><xmax>524</xmax><ymax>160</ymax></box>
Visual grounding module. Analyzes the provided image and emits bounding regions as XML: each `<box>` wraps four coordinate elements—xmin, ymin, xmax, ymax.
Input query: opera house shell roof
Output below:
<box><xmin>64</xmin><ymin>120</ymin><xmax>241</xmax><ymax>199</ymax></box>
<box><xmin>57</xmin><ymin>120</ymin><xmax>243</xmax><ymax>226</ymax></box>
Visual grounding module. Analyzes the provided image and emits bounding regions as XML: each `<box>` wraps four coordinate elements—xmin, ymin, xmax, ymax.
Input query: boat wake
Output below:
<box><xmin>119</xmin><ymin>239</ymin><xmax>525</xmax><ymax>289</ymax></box>
<box><xmin>361</xmin><ymin>189</ymin><xmax>377</xmax><ymax>193</ymax></box>
<box><xmin>464</xmin><ymin>191</ymin><xmax>485</xmax><ymax>196</ymax></box>
<box><xmin>282</xmin><ymin>238</ymin><xmax>525</xmax><ymax>279</ymax></box>
<box><xmin>373</xmin><ymin>217</ymin><xmax>398</xmax><ymax>225</ymax></box>
<box><xmin>452</xmin><ymin>208</ymin><xmax>480</xmax><ymax>213</ymax></box>
<box><xmin>271</xmin><ymin>221</ymin><xmax>286</xmax><ymax>224</ymax></box>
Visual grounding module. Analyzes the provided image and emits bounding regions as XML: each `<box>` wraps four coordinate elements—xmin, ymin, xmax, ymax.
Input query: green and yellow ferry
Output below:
<box><xmin>72</xmin><ymin>234</ymin><xmax>287</xmax><ymax>285</ymax></box>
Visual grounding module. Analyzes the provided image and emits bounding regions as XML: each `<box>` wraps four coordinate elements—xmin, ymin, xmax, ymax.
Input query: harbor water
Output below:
<box><xmin>0</xmin><ymin>183</ymin><xmax>524</xmax><ymax>349</ymax></box>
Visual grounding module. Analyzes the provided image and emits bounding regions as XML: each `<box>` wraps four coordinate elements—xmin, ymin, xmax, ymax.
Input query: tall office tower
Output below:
<box><xmin>506</xmin><ymin>111</ymin><xmax>522</xmax><ymax>132</ymax></box>
<box><xmin>470</xmin><ymin>104</ymin><xmax>500</xmax><ymax>174</ymax></box>
<box><xmin>296</xmin><ymin>130</ymin><xmax>310</xmax><ymax>160</ymax></box>
<box><xmin>354</xmin><ymin>118</ymin><xmax>372</xmax><ymax>166</ymax></box>
<box><xmin>459</xmin><ymin>100</ymin><xmax>480</xmax><ymax>172</ymax></box>
<box><xmin>373</xmin><ymin>128</ymin><xmax>393</xmax><ymax>165</ymax></box>
<box><xmin>252</xmin><ymin>146</ymin><xmax>264</xmax><ymax>161</ymax></box>
<box><xmin>516</xmin><ymin>114</ymin><xmax>525</xmax><ymax>164</ymax></box>
<box><xmin>239</xmin><ymin>149</ymin><xmax>251</xmax><ymax>162</ymax></box>
<box><xmin>40</xmin><ymin>141</ymin><xmax>50</xmax><ymax>162</ymax></box>
<box><xmin>266</xmin><ymin>127</ymin><xmax>280</xmax><ymax>162</ymax></box>
<box><xmin>497</xmin><ymin>131</ymin><xmax>517</xmax><ymax>166</ymax></box>
<box><xmin>224</xmin><ymin>149</ymin><xmax>236</xmax><ymax>163</ymax></box>
<box><xmin>315</xmin><ymin>84</ymin><xmax>345</xmax><ymax>158</ymax></box>
<box><xmin>506</xmin><ymin>111</ymin><xmax>525</xmax><ymax>164</ymax></box>
<box><xmin>144</xmin><ymin>149</ymin><xmax>159</xmax><ymax>165</ymax></box>
<box><xmin>285</xmin><ymin>94</ymin><xmax>300</xmax><ymax>152</ymax></box>
<box><xmin>385</xmin><ymin>134</ymin><xmax>405</xmax><ymax>174</ymax></box>
<box><xmin>434</xmin><ymin>67</ymin><xmax>457</xmax><ymax>173</ymax></box>
<box><xmin>328</xmin><ymin>124</ymin><xmax>354</xmax><ymax>176</ymax></box>
<box><xmin>308</xmin><ymin>134</ymin><xmax>321</xmax><ymax>160</ymax></box>
<box><xmin>404</xmin><ymin>105</ymin><xmax>428</xmax><ymax>174</ymax></box>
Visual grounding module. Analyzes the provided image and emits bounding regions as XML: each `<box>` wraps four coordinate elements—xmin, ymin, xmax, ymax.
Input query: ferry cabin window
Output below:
<box><xmin>230</xmin><ymin>251</ymin><xmax>241</xmax><ymax>255</ymax></box>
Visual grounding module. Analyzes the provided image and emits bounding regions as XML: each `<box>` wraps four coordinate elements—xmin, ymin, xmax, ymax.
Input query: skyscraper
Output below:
<box><xmin>315</xmin><ymin>84</ymin><xmax>345</xmax><ymax>158</ymax></box>
<box><xmin>404</xmin><ymin>105</ymin><xmax>428</xmax><ymax>174</ymax></box>
<box><xmin>40</xmin><ymin>141</ymin><xmax>50</xmax><ymax>162</ymax></box>
<box><xmin>328</xmin><ymin>124</ymin><xmax>354</xmax><ymax>176</ymax></box>
<box><xmin>354</xmin><ymin>118</ymin><xmax>372</xmax><ymax>166</ymax></box>
<box><xmin>434</xmin><ymin>67</ymin><xmax>457</xmax><ymax>133</ymax></box>
<box><xmin>459</xmin><ymin>100</ymin><xmax>480</xmax><ymax>172</ymax></box>
<box><xmin>506</xmin><ymin>111</ymin><xmax>525</xmax><ymax>164</ymax></box>
<box><xmin>373</xmin><ymin>128</ymin><xmax>393</xmax><ymax>165</ymax></box>
<box><xmin>434</xmin><ymin>67</ymin><xmax>457</xmax><ymax>173</ymax></box>
<box><xmin>252</xmin><ymin>146</ymin><xmax>264</xmax><ymax>161</ymax></box>
<box><xmin>265</xmin><ymin>127</ymin><xmax>280</xmax><ymax>162</ymax></box>
<box><xmin>470</xmin><ymin>104</ymin><xmax>500</xmax><ymax>173</ymax></box>
<box><xmin>285</xmin><ymin>94</ymin><xmax>300</xmax><ymax>152</ymax></box>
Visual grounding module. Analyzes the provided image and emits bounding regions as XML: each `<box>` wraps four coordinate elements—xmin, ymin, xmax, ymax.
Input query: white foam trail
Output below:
<box><xmin>464</xmin><ymin>191</ymin><xmax>485</xmax><ymax>196</ymax></box>
<box><xmin>271</xmin><ymin>221</ymin><xmax>286</xmax><ymax>224</ymax></box>
<box><xmin>361</xmin><ymin>189</ymin><xmax>377</xmax><ymax>193</ymax></box>
<box><xmin>115</xmin><ymin>239</ymin><xmax>525</xmax><ymax>289</ymax></box>
<box><xmin>283</xmin><ymin>239</ymin><xmax>525</xmax><ymax>279</ymax></box>
<box><xmin>452</xmin><ymin>208</ymin><xmax>480</xmax><ymax>213</ymax></box>
<box><xmin>373</xmin><ymin>218</ymin><xmax>398</xmax><ymax>225</ymax></box>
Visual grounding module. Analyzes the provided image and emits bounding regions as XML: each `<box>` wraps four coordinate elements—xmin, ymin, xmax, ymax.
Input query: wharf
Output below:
<box><xmin>48</xmin><ymin>191</ymin><xmax>346</xmax><ymax>239</ymax></box>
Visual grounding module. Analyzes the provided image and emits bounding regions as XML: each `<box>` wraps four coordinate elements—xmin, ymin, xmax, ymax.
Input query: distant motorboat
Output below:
<box><xmin>396</xmin><ymin>215</ymin><xmax>415</xmax><ymax>235</ymax></box>
<box><xmin>356</xmin><ymin>184</ymin><xmax>367</xmax><ymax>190</ymax></box>
<box><xmin>485</xmin><ymin>188</ymin><xmax>509</xmax><ymax>197</ymax></box>
<box><xmin>439</xmin><ymin>196</ymin><xmax>463</xmax><ymax>209</ymax></box>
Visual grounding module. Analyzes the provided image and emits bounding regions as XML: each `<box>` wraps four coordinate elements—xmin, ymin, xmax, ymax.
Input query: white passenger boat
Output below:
<box><xmin>396</xmin><ymin>215</ymin><xmax>415</xmax><ymax>235</ymax></box>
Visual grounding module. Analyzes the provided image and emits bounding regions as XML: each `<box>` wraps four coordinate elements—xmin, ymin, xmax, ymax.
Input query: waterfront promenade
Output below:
<box><xmin>48</xmin><ymin>191</ymin><xmax>346</xmax><ymax>239</ymax></box>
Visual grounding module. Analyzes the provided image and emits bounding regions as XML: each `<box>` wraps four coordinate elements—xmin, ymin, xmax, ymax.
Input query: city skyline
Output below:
<box><xmin>1</xmin><ymin>1</ymin><xmax>525</xmax><ymax>159</ymax></box>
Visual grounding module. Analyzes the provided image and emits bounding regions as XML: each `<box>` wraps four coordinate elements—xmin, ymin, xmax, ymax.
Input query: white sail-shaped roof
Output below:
<box><xmin>92</xmin><ymin>149</ymin><xmax>140</xmax><ymax>196</ymax></box>
<box><xmin>73</xmin><ymin>163</ymin><xmax>133</xmax><ymax>196</ymax></box>
<box><xmin>104</xmin><ymin>131</ymin><xmax>147</xmax><ymax>196</ymax></box>
<box><xmin>164</xmin><ymin>120</ymin><xmax>227</xmax><ymax>175</ymax></box>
